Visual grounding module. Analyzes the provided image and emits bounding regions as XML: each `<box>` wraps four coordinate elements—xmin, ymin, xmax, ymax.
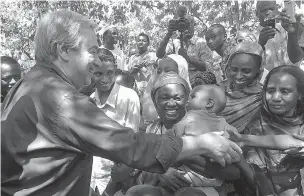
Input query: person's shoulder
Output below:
<box><xmin>117</xmin><ymin>85</ymin><xmax>139</xmax><ymax>101</ymax></box>
<box><xmin>182</xmin><ymin>110</ymin><xmax>204</xmax><ymax>122</ymax></box>
<box><xmin>192</xmin><ymin>37</ymin><xmax>207</xmax><ymax>46</ymax></box>
<box><xmin>243</xmin><ymin>117</ymin><xmax>263</xmax><ymax>135</ymax></box>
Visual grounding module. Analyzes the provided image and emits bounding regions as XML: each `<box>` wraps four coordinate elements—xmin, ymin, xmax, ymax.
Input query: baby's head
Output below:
<box><xmin>111</xmin><ymin>162</ymin><xmax>140</xmax><ymax>193</ymax></box>
<box><xmin>186</xmin><ymin>85</ymin><xmax>226</xmax><ymax>114</ymax></box>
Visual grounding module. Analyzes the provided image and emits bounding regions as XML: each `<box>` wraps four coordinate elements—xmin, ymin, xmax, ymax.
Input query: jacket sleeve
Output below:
<box><xmin>54</xmin><ymin>92</ymin><xmax>183</xmax><ymax>173</ymax></box>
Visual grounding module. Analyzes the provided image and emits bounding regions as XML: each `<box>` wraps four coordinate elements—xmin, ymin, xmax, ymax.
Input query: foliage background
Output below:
<box><xmin>1</xmin><ymin>0</ymin><xmax>303</xmax><ymax>74</ymax></box>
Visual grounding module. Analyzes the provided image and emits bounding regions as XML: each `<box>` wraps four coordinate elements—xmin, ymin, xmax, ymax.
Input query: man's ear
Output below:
<box><xmin>224</xmin><ymin>33</ymin><xmax>227</xmax><ymax>41</ymax></box>
<box><xmin>206</xmin><ymin>98</ymin><xmax>215</xmax><ymax>108</ymax></box>
<box><xmin>57</xmin><ymin>43</ymin><xmax>70</xmax><ymax>62</ymax></box>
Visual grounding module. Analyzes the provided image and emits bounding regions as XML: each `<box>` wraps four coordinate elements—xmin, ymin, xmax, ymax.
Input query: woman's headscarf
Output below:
<box><xmin>261</xmin><ymin>65</ymin><xmax>304</xmax><ymax>127</ymax></box>
<box><xmin>151</xmin><ymin>71</ymin><xmax>190</xmax><ymax>106</ymax></box>
<box><xmin>223</xmin><ymin>41</ymin><xmax>264</xmax><ymax>95</ymax></box>
<box><xmin>167</xmin><ymin>54</ymin><xmax>191</xmax><ymax>88</ymax></box>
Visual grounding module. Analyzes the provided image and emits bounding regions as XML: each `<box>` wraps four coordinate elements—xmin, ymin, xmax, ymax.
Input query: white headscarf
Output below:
<box><xmin>167</xmin><ymin>54</ymin><xmax>191</xmax><ymax>89</ymax></box>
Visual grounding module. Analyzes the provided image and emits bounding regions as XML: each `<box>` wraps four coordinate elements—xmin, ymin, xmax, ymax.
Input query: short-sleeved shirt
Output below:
<box><xmin>127</xmin><ymin>51</ymin><xmax>157</xmax><ymax>93</ymax></box>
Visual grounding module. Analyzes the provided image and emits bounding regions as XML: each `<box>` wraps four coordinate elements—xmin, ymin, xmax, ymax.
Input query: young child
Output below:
<box><xmin>168</xmin><ymin>85</ymin><xmax>244</xmax><ymax>190</ymax></box>
<box><xmin>170</xmin><ymin>84</ymin><xmax>304</xmax><ymax>195</ymax></box>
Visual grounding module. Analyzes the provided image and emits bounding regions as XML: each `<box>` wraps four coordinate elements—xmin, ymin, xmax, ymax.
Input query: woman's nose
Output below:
<box><xmin>272</xmin><ymin>91</ymin><xmax>282</xmax><ymax>101</ymax></box>
<box><xmin>235</xmin><ymin>72</ymin><xmax>243</xmax><ymax>79</ymax></box>
<box><xmin>166</xmin><ymin>99</ymin><xmax>176</xmax><ymax>107</ymax></box>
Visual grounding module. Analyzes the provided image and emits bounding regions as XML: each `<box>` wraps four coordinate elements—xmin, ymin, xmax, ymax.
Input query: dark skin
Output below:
<box><xmin>281</xmin><ymin>10</ymin><xmax>304</xmax><ymax>64</ymax></box>
<box><xmin>205</xmin><ymin>26</ymin><xmax>227</xmax><ymax>57</ymax></box>
<box><xmin>256</xmin><ymin>1</ymin><xmax>277</xmax><ymax>49</ymax></box>
<box><xmin>103</xmin><ymin>27</ymin><xmax>119</xmax><ymax>50</ymax></box>
<box><xmin>156</xmin><ymin>20</ymin><xmax>207</xmax><ymax>72</ymax></box>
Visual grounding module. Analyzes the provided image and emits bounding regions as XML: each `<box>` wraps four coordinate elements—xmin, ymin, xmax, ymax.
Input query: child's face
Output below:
<box><xmin>186</xmin><ymin>87</ymin><xmax>209</xmax><ymax>111</ymax></box>
<box><xmin>205</xmin><ymin>27</ymin><xmax>225</xmax><ymax>51</ymax></box>
<box><xmin>111</xmin><ymin>163</ymin><xmax>134</xmax><ymax>183</ymax></box>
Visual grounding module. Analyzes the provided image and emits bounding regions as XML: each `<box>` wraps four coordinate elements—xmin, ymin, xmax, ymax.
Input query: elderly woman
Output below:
<box><xmin>219</xmin><ymin>41</ymin><xmax>265</xmax><ymax>133</ymax></box>
<box><xmin>141</xmin><ymin>54</ymin><xmax>191</xmax><ymax>129</ymax></box>
<box><xmin>234</xmin><ymin>65</ymin><xmax>304</xmax><ymax>196</ymax></box>
<box><xmin>142</xmin><ymin>71</ymin><xmax>240</xmax><ymax>196</ymax></box>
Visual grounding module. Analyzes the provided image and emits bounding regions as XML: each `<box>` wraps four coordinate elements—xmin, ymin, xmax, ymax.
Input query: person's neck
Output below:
<box><xmin>53</xmin><ymin>59</ymin><xmax>83</xmax><ymax>90</ymax></box>
<box><xmin>215</xmin><ymin>42</ymin><xmax>226</xmax><ymax>57</ymax></box>
<box><xmin>97</xmin><ymin>84</ymin><xmax>114</xmax><ymax>105</ymax></box>
<box><xmin>138</xmin><ymin>48</ymin><xmax>147</xmax><ymax>55</ymax></box>
<box><xmin>104</xmin><ymin>42</ymin><xmax>115</xmax><ymax>50</ymax></box>
<box><xmin>163</xmin><ymin>119</ymin><xmax>180</xmax><ymax>130</ymax></box>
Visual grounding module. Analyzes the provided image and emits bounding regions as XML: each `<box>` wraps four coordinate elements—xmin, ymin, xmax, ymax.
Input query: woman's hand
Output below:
<box><xmin>158</xmin><ymin>167</ymin><xmax>191</xmax><ymax>192</ymax></box>
<box><xmin>226</xmin><ymin>128</ymin><xmax>244</xmax><ymax>148</ymax></box>
<box><xmin>283</xmin><ymin>133</ymin><xmax>304</xmax><ymax>155</ymax></box>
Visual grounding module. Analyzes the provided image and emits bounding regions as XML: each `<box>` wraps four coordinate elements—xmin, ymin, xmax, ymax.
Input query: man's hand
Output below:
<box><xmin>130</xmin><ymin>64</ymin><xmax>142</xmax><ymax>74</ymax></box>
<box><xmin>195</xmin><ymin>133</ymin><xmax>242</xmax><ymax>167</ymax></box>
<box><xmin>158</xmin><ymin>167</ymin><xmax>191</xmax><ymax>192</ymax></box>
<box><xmin>178</xmin><ymin>48</ymin><xmax>189</xmax><ymax>61</ymax></box>
<box><xmin>281</xmin><ymin>10</ymin><xmax>297</xmax><ymax>34</ymax></box>
<box><xmin>168</xmin><ymin>20</ymin><xmax>178</xmax><ymax>35</ymax></box>
<box><xmin>258</xmin><ymin>26</ymin><xmax>276</xmax><ymax>48</ymax></box>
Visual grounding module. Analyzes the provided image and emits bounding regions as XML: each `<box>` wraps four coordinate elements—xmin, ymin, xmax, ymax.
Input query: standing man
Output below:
<box><xmin>1</xmin><ymin>56</ymin><xmax>22</xmax><ymax>103</ymax></box>
<box><xmin>1</xmin><ymin>10</ymin><xmax>242</xmax><ymax>196</ymax></box>
<box><xmin>253</xmin><ymin>0</ymin><xmax>302</xmax><ymax>70</ymax></box>
<box><xmin>127</xmin><ymin>33</ymin><xmax>157</xmax><ymax>97</ymax></box>
<box><xmin>99</xmin><ymin>25</ymin><xmax>126</xmax><ymax>71</ymax></box>
<box><xmin>156</xmin><ymin>10</ymin><xmax>214</xmax><ymax>87</ymax></box>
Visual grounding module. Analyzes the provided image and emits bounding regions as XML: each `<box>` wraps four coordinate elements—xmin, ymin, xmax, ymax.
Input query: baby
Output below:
<box><xmin>170</xmin><ymin>84</ymin><xmax>235</xmax><ymax>140</ymax></box>
<box><xmin>169</xmin><ymin>85</ymin><xmax>247</xmax><ymax>189</ymax></box>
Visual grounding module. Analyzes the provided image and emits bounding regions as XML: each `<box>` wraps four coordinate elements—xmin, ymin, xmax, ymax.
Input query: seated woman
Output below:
<box><xmin>237</xmin><ymin>65</ymin><xmax>304</xmax><ymax>196</ymax></box>
<box><xmin>219</xmin><ymin>41</ymin><xmax>265</xmax><ymax>133</ymax></box>
<box><xmin>143</xmin><ymin>71</ymin><xmax>241</xmax><ymax>196</ymax></box>
<box><xmin>89</xmin><ymin>48</ymin><xmax>141</xmax><ymax>194</ymax></box>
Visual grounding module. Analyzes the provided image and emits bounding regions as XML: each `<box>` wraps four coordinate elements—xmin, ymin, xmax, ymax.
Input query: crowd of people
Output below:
<box><xmin>1</xmin><ymin>1</ymin><xmax>304</xmax><ymax>196</ymax></box>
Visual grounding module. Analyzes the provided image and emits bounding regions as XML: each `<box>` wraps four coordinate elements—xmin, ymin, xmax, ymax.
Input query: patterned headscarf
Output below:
<box><xmin>151</xmin><ymin>71</ymin><xmax>190</xmax><ymax>106</ymax></box>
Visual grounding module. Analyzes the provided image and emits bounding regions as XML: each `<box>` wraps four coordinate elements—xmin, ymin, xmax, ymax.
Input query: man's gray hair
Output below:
<box><xmin>34</xmin><ymin>9</ymin><xmax>97</xmax><ymax>63</ymax></box>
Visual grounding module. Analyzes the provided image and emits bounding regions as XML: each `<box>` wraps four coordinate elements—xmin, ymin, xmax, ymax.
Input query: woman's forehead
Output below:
<box><xmin>156</xmin><ymin>83</ymin><xmax>185</xmax><ymax>95</ymax></box>
<box><xmin>267</xmin><ymin>72</ymin><xmax>298</xmax><ymax>87</ymax></box>
<box><xmin>230</xmin><ymin>53</ymin><xmax>260</xmax><ymax>67</ymax></box>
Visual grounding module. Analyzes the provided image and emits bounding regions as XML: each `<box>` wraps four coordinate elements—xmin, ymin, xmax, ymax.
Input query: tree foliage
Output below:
<box><xmin>1</xmin><ymin>0</ymin><xmax>303</xmax><ymax>73</ymax></box>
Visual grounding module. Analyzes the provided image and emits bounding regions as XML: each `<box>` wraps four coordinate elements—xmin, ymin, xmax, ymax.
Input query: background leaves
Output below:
<box><xmin>1</xmin><ymin>0</ymin><xmax>303</xmax><ymax>74</ymax></box>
